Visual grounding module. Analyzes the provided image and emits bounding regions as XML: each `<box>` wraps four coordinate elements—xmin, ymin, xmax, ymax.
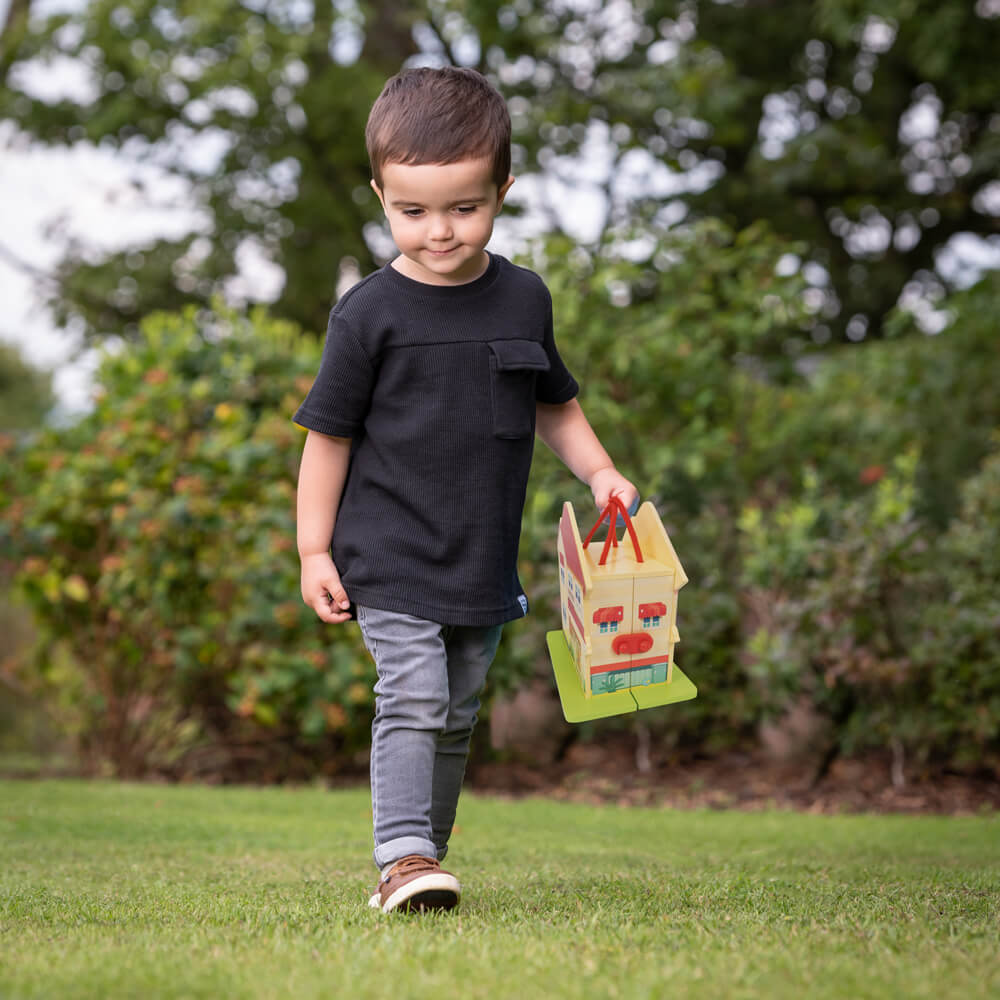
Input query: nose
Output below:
<box><xmin>428</xmin><ymin>213</ymin><xmax>452</xmax><ymax>241</ymax></box>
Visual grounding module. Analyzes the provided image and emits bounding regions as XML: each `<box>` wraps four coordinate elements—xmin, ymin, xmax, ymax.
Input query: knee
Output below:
<box><xmin>376</xmin><ymin>686</ymin><xmax>450</xmax><ymax>732</ymax></box>
<box><xmin>442</xmin><ymin>697</ymin><xmax>480</xmax><ymax>740</ymax></box>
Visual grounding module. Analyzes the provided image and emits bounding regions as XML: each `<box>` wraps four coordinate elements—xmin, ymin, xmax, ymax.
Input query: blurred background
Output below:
<box><xmin>1</xmin><ymin>0</ymin><xmax>998</xmax><ymax>800</ymax></box>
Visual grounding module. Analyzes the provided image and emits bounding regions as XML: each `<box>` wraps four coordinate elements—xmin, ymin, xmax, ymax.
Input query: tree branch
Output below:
<box><xmin>0</xmin><ymin>238</ymin><xmax>58</xmax><ymax>289</ymax></box>
<box><xmin>0</xmin><ymin>0</ymin><xmax>32</xmax><ymax>79</ymax></box>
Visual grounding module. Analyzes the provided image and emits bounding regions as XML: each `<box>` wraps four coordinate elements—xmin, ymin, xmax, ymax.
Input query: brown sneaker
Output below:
<box><xmin>366</xmin><ymin>855</ymin><xmax>461</xmax><ymax>914</ymax></box>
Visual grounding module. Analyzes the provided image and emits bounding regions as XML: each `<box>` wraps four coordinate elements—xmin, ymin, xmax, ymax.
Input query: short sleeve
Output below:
<box><xmin>535</xmin><ymin>292</ymin><xmax>579</xmax><ymax>405</ymax></box>
<box><xmin>293</xmin><ymin>311</ymin><xmax>375</xmax><ymax>437</ymax></box>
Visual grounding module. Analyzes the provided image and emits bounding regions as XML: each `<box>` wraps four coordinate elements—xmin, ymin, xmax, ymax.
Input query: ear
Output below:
<box><xmin>495</xmin><ymin>175</ymin><xmax>515</xmax><ymax>212</ymax></box>
<box><xmin>370</xmin><ymin>178</ymin><xmax>387</xmax><ymax>212</ymax></box>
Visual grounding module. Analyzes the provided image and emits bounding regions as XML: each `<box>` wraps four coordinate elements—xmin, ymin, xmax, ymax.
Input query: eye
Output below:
<box><xmin>454</xmin><ymin>205</ymin><xmax>478</xmax><ymax>215</ymax></box>
<box><xmin>402</xmin><ymin>208</ymin><xmax>424</xmax><ymax>218</ymax></box>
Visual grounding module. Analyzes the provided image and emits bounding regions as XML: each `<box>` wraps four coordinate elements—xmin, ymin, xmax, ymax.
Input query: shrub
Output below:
<box><xmin>915</xmin><ymin>447</ymin><xmax>1000</xmax><ymax>771</ymax></box>
<box><xmin>5</xmin><ymin>242</ymin><xmax>997</xmax><ymax>779</ymax></box>
<box><xmin>739</xmin><ymin>448</ymin><xmax>1000</xmax><ymax>776</ymax></box>
<box><xmin>2</xmin><ymin>307</ymin><xmax>373</xmax><ymax>778</ymax></box>
<box><xmin>510</xmin><ymin>220</ymin><xmax>812</xmax><ymax>747</ymax></box>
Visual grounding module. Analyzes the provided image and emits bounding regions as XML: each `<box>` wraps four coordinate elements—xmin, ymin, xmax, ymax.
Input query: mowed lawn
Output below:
<box><xmin>1</xmin><ymin>780</ymin><xmax>997</xmax><ymax>1000</ymax></box>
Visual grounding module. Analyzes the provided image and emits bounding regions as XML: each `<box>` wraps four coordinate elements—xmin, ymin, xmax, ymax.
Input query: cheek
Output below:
<box><xmin>388</xmin><ymin>217</ymin><xmax>418</xmax><ymax>244</ymax></box>
<box><xmin>460</xmin><ymin>213</ymin><xmax>491</xmax><ymax>234</ymax></box>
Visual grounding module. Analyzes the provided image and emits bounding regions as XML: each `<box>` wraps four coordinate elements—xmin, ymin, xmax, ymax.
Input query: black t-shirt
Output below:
<box><xmin>294</xmin><ymin>253</ymin><xmax>579</xmax><ymax>625</ymax></box>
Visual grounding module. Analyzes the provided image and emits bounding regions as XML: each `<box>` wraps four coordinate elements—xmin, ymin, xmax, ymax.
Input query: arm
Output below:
<box><xmin>536</xmin><ymin>398</ymin><xmax>638</xmax><ymax>510</ymax></box>
<box><xmin>297</xmin><ymin>430</ymin><xmax>353</xmax><ymax>623</ymax></box>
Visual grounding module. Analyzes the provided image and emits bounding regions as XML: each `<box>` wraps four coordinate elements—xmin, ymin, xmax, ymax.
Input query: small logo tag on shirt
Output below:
<box><xmin>517</xmin><ymin>594</ymin><xmax>529</xmax><ymax>616</ymax></box>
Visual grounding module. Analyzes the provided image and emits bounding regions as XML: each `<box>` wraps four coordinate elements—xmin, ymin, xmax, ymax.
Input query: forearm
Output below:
<box><xmin>536</xmin><ymin>399</ymin><xmax>616</xmax><ymax>483</ymax></box>
<box><xmin>296</xmin><ymin>430</ymin><xmax>352</xmax><ymax>557</ymax></box>
<box><xmin>536</xmin><ymin>399</ymin><xmax>638</xmax><ymax>510</ymax></box>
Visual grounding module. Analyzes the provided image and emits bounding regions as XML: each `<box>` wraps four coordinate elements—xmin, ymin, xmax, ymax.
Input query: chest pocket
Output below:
<box><xmin>488</xmin><ymin>339</ymin><xmax>551</xmax><ymax>439</ymax></box>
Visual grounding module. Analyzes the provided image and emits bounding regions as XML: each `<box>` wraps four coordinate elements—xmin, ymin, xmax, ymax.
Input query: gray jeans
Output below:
<box><xmin>357</xmin><ymin>605</ymin><xmax>503</xmax><ymax>870</ymax></box>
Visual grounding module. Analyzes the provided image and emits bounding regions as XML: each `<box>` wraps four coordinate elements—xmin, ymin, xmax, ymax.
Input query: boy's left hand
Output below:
<box><xmin>589</xmin><ymin>467</ymin><xmax>639</xmax><ymax>513</ymax></box>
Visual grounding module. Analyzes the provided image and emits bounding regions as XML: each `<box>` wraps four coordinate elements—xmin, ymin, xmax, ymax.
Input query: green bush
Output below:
<box><xmin>773</xmin><ymin>274</ymin><xmax>1000</xmax><ymax>527</ymax></box>
<box><xmin>739</xmin><ymin>446</ymin><xmax>1000</xmax><ymax>775</ymax></box>
<box><xmin>1</xmin><ymin>341</ymin><xmax>57</xmax><ymax>767</ymax></box>
<box><xmin>0</xmin><ymin>342</ymin><xmax>54</xmax><ymax>431</ymax></box>
<box><xmin>4</xmin><ymin>238</ymin><xmax>998</xmax><ymax>779</ymax></box>
<box><xmin>915</xmin><ymin>447</ymin><xmax>1000</xmax><ymax>770</ymax></box>
<box><xmin>528</xmin><ymin>249</ymin><xmax>1000</xmax><ymax>768</ymax></box>
<box><xmin>2</xmin><ymin>307</ymin><xmax>373</xmax><ymax>778</ymax></box>
<box><xmin>513</xmin><ymin>220</ymin><xmax>812</xmax><ymax>747</ymax></box>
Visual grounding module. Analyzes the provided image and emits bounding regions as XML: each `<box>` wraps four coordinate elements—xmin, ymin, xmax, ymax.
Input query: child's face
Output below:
<box><xmin>372</xmin><ymin>159</ymin><xmax>514</xmax><ymax>286</ymax></box>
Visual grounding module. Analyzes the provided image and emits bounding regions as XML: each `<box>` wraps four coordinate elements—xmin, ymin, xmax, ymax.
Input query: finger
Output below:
<box><xmin>324</xmin><ymin>581</ymin><xmax>351</xmax><ymax>612</ymax></box>
<box><xmin>613</xmin><ymin>488</ymin><xmax>640</xmax><ymax>516</ymax></box>
<box><xmin>595</xmin><ymin>486</ymin><xmax>620</xmax><ymax>509</ymax></box>
<box><xmin>610</xmin><ymin>484</ymin><xmax>639</xmax><ymax>507</ymax></box>
<box><xmin>313</xmin><ymin>596</ymin><xmax>352</xmax><ymax>623</ymax></box>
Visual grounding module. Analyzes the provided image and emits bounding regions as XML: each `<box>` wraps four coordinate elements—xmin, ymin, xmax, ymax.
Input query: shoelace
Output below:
<box><xmin>383</xmin><ymin>855</ymin><xmax>438</xmax><ymax>883</ymax></box>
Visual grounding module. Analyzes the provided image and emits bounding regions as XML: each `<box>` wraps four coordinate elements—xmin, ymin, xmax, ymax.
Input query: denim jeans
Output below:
<box><xmin>356</xmin><ymin>605</ymin><xmax>503</xmax><ymax>870</ymax></box>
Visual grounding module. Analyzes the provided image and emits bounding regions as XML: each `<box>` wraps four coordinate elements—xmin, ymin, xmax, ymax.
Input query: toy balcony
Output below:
<box><xmin>547</xmin><ymin>497</ymin><xmax>697</xmax><ymax>722</ymax></box>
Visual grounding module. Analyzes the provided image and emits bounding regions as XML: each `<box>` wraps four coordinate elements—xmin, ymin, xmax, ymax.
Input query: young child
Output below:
<box><xmin>294</xmin><ymin>66</ymin><xmax>637</xmax><ymax>914</ymax></box>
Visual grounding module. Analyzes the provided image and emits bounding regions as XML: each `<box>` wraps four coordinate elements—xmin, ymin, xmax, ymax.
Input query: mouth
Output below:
<box><xmin>427</xmin><ymin>247</ymin><xmax>458</xmax><ymax>256</ymax></box>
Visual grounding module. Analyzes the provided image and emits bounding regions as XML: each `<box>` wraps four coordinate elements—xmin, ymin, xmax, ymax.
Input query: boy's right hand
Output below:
<box><xmin>300</xmin><ymin>552</ymin><xmax>353</xmax><ymax>624</ymax></box>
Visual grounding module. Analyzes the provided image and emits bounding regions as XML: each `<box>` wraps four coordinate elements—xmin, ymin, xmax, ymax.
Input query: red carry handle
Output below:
<box><xmin>582</xmin><ymin>496</ymin><xmax>643</xmax><ymax>567</ymax></box>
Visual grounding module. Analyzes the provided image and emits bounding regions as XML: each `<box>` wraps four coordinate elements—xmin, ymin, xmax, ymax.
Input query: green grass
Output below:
<box><xmin>1</xmin><ymin>781</ymin><xmax>997</xmax><ymax>999</ymax></box>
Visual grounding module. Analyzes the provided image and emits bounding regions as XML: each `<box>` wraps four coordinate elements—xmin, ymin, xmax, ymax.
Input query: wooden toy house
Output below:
<box><xmin>556</xmin><ymin>499</ymin><xmax>689</xmax><ymax>702</ymax></box>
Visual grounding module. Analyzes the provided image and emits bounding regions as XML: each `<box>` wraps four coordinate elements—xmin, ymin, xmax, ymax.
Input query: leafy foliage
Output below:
<box><xmin>2</xmin><ymin>0</ymin><xmax>998</xmax><ymax>344</ymax></box>
<box><xmin>0</xmin><ymin>340</ymin><xmax>53</xmax><ymax>430</ymax></box>
<box><xmin>527</xmin><ymin>246</ymin><xmax>999</xmax><ymax>772</ymax></box>
<box><xmin>0</xmin><ymin>341</ymin><xmax>55</xmax><ymax>761</ymax></box>
<box><xmin>731</xmin><ymin>277</ymin><xmax>1000</xmax><ymax>773</ymax></box>
<box><xmin>515</xmin><ymin>219</ymin><xmax>812</xmax><ymax>750</ymax></box>
<box><xmin>1</xmin><ymin>307</ymin><xmax>374</xmax><ymax>778</ymax></box>
<box><xmin>916</xmin><ymin>448</ymin><xmax>1000</xmax><ymax>769</ymax></box>
<box><xmin>3</xmin><ymin>238</ymin><xmax>998</xmax><ymax>777</ymax></box>
<box><xmin>739</xmin><ymin>443</ymin><xmax>1000</xmax><ymax>775</ymax></box>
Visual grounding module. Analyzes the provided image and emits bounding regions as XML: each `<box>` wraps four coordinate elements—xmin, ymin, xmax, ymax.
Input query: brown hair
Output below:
<box><xmin>365</xmin><ymin>67</ymin><xmax>511</xmax><ymax>190</ymax></box>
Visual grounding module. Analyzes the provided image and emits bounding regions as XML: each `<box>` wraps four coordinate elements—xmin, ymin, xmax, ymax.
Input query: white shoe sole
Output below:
<box><xmin>369</xmin><ymin>873</ymin><xmax>461</xmax><ymax>914</ymax></box>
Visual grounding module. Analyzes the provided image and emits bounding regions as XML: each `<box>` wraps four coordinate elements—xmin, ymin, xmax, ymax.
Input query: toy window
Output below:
<box><xmin>599</xmin><ymin>621</ymin><xmax>620</xmax><ymax>634</ymax></box>
<box><xmin>641</xmin><ymin>616</ymin><xmax>662</xmax><ymax>629</ymax></box>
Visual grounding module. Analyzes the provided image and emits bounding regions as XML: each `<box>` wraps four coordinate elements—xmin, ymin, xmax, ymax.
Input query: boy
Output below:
<box><xmin>294</xmin><ymin>66</ymin><xmax>636</xmax><ymax>914</ymax></box>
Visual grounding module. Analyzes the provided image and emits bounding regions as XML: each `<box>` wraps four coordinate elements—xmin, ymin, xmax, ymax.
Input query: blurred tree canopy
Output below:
<box><xmin>0</xmin><ymin>340</ymin><xmax>52</xmax><ymax>429</ymax></box>
<box><xmin>1</xmin><ymin>0</ymin><xmax>998</xmax><ymax>344</ymax></box>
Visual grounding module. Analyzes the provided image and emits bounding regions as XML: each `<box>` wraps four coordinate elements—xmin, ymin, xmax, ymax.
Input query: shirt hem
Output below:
<box><xmin>537</xmin><ymin>377</ymin><xmax>579</xmax><ymax>405</ymax></box>
<box><xmin>292</xmin><ymin>409</ymin><xmax>359</xmax><ymax>438</ymax></box>
<box><xmin>346</xmin><ymin>586</ymin><xmax>528</xmax><ymax>627</ymax></box>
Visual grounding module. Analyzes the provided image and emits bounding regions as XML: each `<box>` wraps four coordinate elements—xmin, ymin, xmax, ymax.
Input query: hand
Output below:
<box><xmin>300</xmin><ymin>552</ymin><xmax>352</xmax><ymax>624</ymax></box>
<box><xmin>589</xmin><ymin>466</ymin><xmax>639</xmax><ymax>513</ymax></box>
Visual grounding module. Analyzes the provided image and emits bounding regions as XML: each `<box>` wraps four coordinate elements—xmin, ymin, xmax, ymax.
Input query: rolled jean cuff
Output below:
<box><xmin>374</xmin><ymin>835</ymin><xmax>439</xmax><ymax>871</ymax></box>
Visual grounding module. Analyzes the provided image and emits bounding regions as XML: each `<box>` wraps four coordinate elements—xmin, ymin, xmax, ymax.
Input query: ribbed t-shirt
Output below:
<box><xmin>293</xmin><ymin>253</ymin><xmax>579</xmax><ymax>626</ymax></box>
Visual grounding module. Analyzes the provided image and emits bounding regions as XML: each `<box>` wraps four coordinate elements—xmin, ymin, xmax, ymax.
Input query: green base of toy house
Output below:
<box><xmin>546</xmin><ymin>630</ymin><xmax>698</xmax><ymax>723</ymax></box>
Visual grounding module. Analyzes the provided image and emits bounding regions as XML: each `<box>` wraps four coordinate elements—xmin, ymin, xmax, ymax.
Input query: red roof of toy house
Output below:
<box><xmin>593</xmin><ymin>606</ymin><xmax>624</xmax><ymax>624</ymax></box>
<box><xmin>559</xmin><ymin>507</ymin><xmax>586</xmax><ymax>590</ymax></box>
<box><xmin>639</xmin><ymin>602</ymin><xmax>667</xmax><ymax>618</ymax></box>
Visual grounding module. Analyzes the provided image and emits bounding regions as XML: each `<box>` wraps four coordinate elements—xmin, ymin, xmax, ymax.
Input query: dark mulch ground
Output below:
<box><xmin>467</xmin><ymin>736</ymin><xmax>1000</xmax><ymax>816</ymax></box>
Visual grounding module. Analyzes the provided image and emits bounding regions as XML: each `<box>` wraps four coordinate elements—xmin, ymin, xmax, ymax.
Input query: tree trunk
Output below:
<box><xmin>0</xmin><ymin>0</ymin><xmax>32</xmax><ymax>75</ymax></box>
<box><xmin>362</xmin><ymin>0</ymin><xmax>419</xmax><ymax>76</ymax></box>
